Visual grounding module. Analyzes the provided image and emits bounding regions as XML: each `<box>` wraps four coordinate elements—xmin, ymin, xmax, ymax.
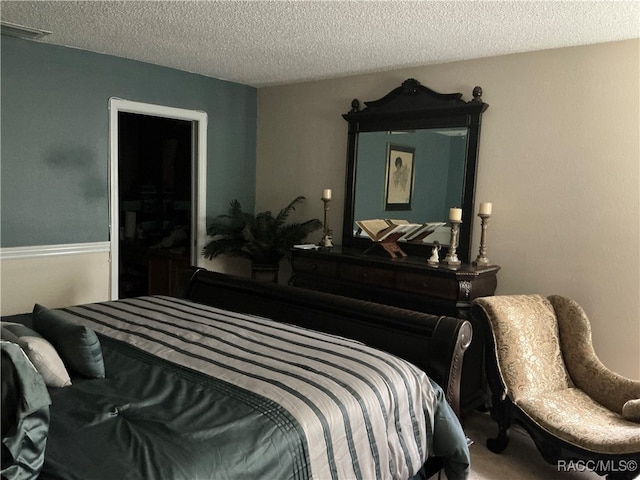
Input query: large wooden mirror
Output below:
<box><xmin>342</xmin><ymin>78</ymin><xmax>488</xmax><ymax>263</ymax></box>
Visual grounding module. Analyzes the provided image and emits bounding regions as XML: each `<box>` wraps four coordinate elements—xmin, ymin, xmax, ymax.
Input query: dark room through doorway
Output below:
<box><xmin>118</xmin><ymin>112</ymin><xmax>193</xmax><ymax>298</ymax></box>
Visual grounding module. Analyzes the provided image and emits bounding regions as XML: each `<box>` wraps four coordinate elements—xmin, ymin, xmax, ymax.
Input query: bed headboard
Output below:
<box><xmin>183</xmin><ymin>268</ymin><xmax>472</xmax><ymax>418</ymax></box>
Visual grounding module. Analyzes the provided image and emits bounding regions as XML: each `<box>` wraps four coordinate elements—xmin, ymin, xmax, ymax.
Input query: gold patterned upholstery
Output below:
<box><xmin>519</xmin><ymin>388</ymin><xmax>639</xmax><ymax>454</ymax></box>
<box><xmin>476</xmin><ymin>295</ymin><xmax>573</xmax><ymax>402</ymax></box>
<box><xmin>474</xmin><ymin>294</ymin><xmax>640</xmax><ymax>457</ymax></box>
<box><xmin>623</xmin><ymin>399</ymin><xmax>640</xmax><ymax>422</ymax></box>
<box><xmin>549</xmin><ymin>295</ymin><xmax>639</xmax><ymax>416</ymax></box>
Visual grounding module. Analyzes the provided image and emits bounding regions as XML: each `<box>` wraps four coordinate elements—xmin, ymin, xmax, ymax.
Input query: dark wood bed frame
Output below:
<box><xmin>183</xmin><ymin>268</ymin><xmax>472</xmax><ymax>420</ymax></box>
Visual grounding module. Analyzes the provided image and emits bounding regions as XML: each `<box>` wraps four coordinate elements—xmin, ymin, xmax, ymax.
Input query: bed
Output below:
<box><xmin>1</xmin><ymin>268</ymin><xmax>472</xmax><ymax>480</ymax></box>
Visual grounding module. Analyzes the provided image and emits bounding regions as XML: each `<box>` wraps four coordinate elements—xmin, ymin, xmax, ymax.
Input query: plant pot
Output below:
<box><xmin>251</xmin><ymin>263</ymin><xmax>279</xmax><ymax>283</ymax></box>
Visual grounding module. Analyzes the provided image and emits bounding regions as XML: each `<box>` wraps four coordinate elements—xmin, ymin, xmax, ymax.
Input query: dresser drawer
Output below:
<box><xmin>396</xmin><ymin>271</ymin><xmax>459</xmax><ymax>300</ymax></box>
<box><xmin>339</xmin><ymin>263</ymin><xmax>396</xmax><ymax>287</ymax></box>
<box><xmin>291</xmin><ymin>256</ymin><xmax>337</xmax><ymax>277</ymax></box>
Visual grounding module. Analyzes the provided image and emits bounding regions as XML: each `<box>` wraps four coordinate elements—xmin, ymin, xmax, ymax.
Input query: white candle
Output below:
<box><xmin>322</xmin><ymin>188</ymin><xmax>332</xmax><ymax>200</ymax></box>
<box><xmin>449</xmin><ymin>207</ymin><xmax>462</xmax><ymax>222</ymax></box>
<box><xmin>479</xmin><ymin>202</ymin><xmax>492</xmax><ymax>215</ymax></box>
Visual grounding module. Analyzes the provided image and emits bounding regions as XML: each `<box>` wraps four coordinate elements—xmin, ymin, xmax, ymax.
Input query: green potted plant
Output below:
<box><xmin>202</xmin><ymin>196</ymin><xmax>322</xmax><ymax>282</ymax></box>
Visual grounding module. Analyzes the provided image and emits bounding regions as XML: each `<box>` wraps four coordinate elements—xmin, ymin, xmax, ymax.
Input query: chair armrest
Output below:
<box><xmin>549</xmin><ymin>295</ymin><xmax>640</xmax><ymax>414</ymax></box>
<box><xmin>580</xmin><ymin>360</ymin><xmax>640</xmax><ymax>414</ymax></box>
<box><xmin>623</xmin><ymin>398</ymin><xmax>640</xmax><ymax>422</ymax></box>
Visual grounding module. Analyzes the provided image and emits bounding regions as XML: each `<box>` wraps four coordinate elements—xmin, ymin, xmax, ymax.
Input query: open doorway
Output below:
<box><xmin>118</xmin><ymin>113</ymin><xmax>192</xmax><ymax>298</ymax></box>
<box><xmin>109</xmin><ymin>99</ymin><xmax>208</xmax><ymax>300</ymax></box>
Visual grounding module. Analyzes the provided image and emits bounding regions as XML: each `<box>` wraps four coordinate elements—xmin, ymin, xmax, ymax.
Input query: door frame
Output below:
<box><xmin>108</xmin><ymin>98</ymin><xmax>208</xmax><ymax>300</ymax></box>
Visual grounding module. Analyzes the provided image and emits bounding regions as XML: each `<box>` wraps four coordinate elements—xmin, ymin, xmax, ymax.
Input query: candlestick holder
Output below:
<box><xmin>473</xmin><ymin>213</ymin><xmax>491</xmax><ymax>266</ymax></box>
<box><xmin>319</xmin><ymin>197</ymin><xmax>333</xmax><ymax>248</ymax></box>
<box><xmin>444</xmin><ymin>220</ymin><xmax>462</xmax><ymax>266</ymax></box>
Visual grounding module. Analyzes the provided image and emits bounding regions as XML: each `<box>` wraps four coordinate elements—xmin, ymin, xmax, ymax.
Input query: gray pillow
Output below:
<box><xmin>1</xmin><ymin>323</ymin><xmax>72</xmax><ymax>387</ymax></box>
<box><xmin>32</xmin><ymin>304</ymin><xmax>105</xmax><ymax>379</ymax></box>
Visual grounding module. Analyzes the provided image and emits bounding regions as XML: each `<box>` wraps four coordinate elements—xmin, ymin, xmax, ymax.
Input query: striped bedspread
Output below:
<box><xmin>59</xmin><ymin>295</ymin><xmax>439</xmax><ymax>480</ymax></box>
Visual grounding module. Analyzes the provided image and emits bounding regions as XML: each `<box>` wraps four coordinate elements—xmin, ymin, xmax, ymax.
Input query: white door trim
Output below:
<box><xmin>108</xmin><ymin>98</ymin><xmax>208</xmax><ymax>300</ymax></box>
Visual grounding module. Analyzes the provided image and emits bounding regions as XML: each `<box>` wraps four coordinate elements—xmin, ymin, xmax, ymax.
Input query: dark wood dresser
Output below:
<box><xmin>290</xmin><ymin>246</ymin><xmax>500</xmax><ymax>416</ymax></box>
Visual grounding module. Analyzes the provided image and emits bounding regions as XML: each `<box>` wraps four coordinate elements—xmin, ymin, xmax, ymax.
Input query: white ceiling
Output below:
<box><xmin>2</xmin><ymin>1</ymin><xmax>639</xmax><ymax>87</ymax></box>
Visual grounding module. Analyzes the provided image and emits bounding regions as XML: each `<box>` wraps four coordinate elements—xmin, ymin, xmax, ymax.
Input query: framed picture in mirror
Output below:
<box><xmin>385</xmin><ymin>144</ymin><xmax>415</xmax><ymax>210</ymax></box>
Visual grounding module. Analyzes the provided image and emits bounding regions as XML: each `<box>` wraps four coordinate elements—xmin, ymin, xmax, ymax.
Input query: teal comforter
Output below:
<box><xmin>42</xmin><ymin>335</ymin><xmax>308</xmax><ymax>479</ymax></box>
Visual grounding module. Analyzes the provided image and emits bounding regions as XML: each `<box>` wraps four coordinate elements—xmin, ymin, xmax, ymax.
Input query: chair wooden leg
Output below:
<box><xmin>486</xmin><ymin>425</ymin><xmax>510</xmax><ymax>453</ymax></box>
<box><xmin>486</xmin><ymin>395</ymin><xmax>511</xmax><ymax>453</ymax></box>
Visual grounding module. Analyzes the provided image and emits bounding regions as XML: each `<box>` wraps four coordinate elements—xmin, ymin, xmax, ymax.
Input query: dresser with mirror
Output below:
<box><xmin>290</xmin><ymin>79</ymin><xmax>499</xmax><ymax>416</ymax></box>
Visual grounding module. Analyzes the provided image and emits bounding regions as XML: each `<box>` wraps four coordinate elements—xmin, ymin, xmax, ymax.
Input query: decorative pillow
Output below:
<box><xmin>622</xmin><ymin>399</ymin><xmax>640</xmax><ymax>423</ymax></box>
<box><xmin>1</xmin><ymin>323</ymin><xmax>72</xmax><ymax>387</ymax></box>
<box><xmin>32</xmin><ymin>304</ymin><xmax>105</xmax><ymax>379</ymax></box>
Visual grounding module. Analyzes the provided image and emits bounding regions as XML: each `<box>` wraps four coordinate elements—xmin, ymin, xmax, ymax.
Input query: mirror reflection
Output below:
<box><xmin>353</xmin><ymin>127</ymin><xmax>468</xmax><ymax>247</ymax></box>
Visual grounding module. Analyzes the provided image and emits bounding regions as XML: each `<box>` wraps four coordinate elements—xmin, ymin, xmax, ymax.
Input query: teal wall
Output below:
<box><xmin>1</xmin><ymin>36</ymin><xmax>257</xmax><ymax>247</ymax></box>
<box><xmin>353</xmin><ymin>130</ymin><xmax>465</xmax><ymax>226</ymax></box>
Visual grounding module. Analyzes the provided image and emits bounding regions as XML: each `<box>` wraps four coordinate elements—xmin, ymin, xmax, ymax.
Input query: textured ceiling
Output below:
<box><xmin>2</xmin><ymin>1</ymin><xmax>639</xmax><ymax>87</ymax></box>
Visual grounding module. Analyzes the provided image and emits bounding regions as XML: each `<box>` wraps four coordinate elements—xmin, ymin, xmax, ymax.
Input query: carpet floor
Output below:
<box><xmin>439</xmin><ymin>410</ymin><xmax>613</xmax><ymax>480</ymax></box>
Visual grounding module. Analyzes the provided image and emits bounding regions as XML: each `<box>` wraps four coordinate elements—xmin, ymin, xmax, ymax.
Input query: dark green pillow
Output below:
<box><xmin>32</xmin><ymin>304</ymin><xmax>105</xmax><ymax>379</ymax></box>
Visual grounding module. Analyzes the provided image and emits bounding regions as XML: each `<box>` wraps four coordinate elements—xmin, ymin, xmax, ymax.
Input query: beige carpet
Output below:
<box><xmin>442</xmin><ymin>411</ymin><xmax>608</xmax><ymax>480</ymax></box>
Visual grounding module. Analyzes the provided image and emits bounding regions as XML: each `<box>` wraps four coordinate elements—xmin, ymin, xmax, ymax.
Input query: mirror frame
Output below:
<box><xmin>342</xmin><ymin>78</ymin><xmax>488</xmax><ymax>263</ymax></box>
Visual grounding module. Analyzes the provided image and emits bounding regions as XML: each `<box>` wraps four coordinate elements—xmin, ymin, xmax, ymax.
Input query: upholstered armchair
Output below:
<box><xmin>472</xmin><ymin>294</ymin><xmax>640</xmax><ymax>480</ymax></box>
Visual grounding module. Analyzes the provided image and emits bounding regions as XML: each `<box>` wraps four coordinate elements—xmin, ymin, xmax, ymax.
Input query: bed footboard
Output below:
<box><xmin>183</xmin><ymin>268</ymin><xmax>472</xmax><ymax>418</ymax></box>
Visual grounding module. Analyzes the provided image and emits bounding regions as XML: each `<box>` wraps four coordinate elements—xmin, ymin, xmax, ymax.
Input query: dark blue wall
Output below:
<box><xmin>1</xmin><ymin>36</ymin><xmax>257</xmax><ymax>247</ymax></box>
